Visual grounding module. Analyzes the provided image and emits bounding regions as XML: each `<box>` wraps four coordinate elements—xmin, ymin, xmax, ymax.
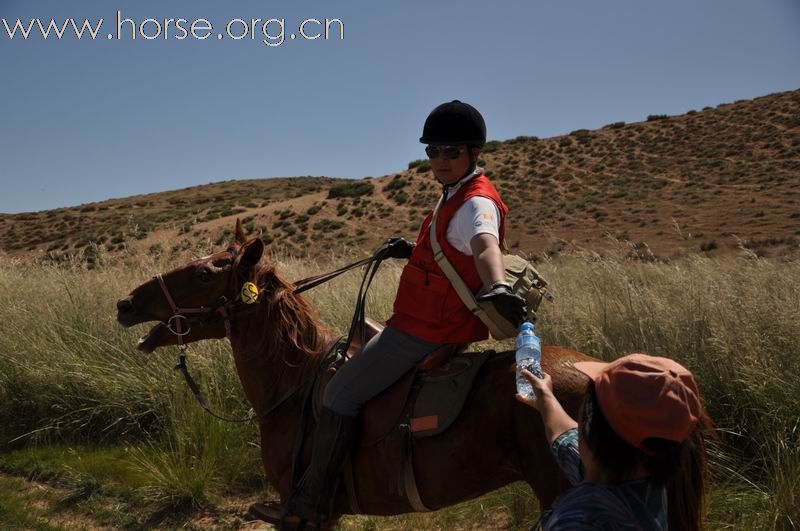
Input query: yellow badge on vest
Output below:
<box><xmin>241</xmin><ymin>282</ymin><xmax>259</xmax><ymax>304</ymax></box>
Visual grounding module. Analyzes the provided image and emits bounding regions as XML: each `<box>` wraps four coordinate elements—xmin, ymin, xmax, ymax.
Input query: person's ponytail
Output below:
<box><xmin>641</xmin><ymin>411</ymin><xmax>714</xmax><ymax>531</ymax></box>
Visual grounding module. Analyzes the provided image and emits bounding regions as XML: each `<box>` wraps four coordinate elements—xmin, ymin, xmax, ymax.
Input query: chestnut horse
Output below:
<box><xmin>116</xmin><ymin>220</ymin><xmax>594</xmax><ymax>522</ymax></box>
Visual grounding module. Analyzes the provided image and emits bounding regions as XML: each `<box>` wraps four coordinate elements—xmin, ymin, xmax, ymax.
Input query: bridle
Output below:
<box><xmin>155</xmin><ymin>273</ymin><xmax>236</xmax><ymax>346</ymax></box>
<box><xmin>152</xmin><ymin>247</ymin><xmax>272</xmax><ymax>422</ymax></box>
<box><xmin>153</xmin><ymin>246</ymin><xmax>260</xmax><ymax>346</ymax></box>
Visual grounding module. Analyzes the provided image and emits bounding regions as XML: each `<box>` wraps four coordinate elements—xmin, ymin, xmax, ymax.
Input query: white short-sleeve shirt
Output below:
<box><xmin>442</xmin><ymin>168</ymin><xmax>502</xmax><ymax>256</ymax></box>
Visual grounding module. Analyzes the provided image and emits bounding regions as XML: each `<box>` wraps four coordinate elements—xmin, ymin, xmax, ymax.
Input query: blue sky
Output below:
<box><xmin>1</xmin><ymin>0</ymin><xmax>799</xmax><ymax>213</ymax></box>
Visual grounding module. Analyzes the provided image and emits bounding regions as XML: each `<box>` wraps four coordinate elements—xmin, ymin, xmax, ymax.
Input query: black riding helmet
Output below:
<box><xmin>420</xmin><ymin>100</ymin><xmax>486</xmax><ymax>147</ymax></box>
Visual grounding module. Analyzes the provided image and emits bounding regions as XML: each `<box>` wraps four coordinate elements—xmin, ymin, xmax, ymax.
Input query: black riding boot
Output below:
<box><xmin>283</xmin><ymin>406</ymin><xmax>359</xmax><ymax>527</ymax></box>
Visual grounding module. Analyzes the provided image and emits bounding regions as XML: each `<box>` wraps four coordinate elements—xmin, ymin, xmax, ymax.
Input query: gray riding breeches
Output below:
<box><xmin>322</xmin><ymin>326</ymin><xmax>446</xmax><ymax>417</ymax></box>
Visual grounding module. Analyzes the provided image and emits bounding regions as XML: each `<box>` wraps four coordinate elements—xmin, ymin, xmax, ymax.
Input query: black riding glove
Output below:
<box><xmin>476</xmin><ymin>283</ymin><xmax>527</xmax><ymax>328</ymax></box>
<box><xmin>384</xmin><ymin>237</ymin><xmax>415</xmax><ymax>260</ymax></box>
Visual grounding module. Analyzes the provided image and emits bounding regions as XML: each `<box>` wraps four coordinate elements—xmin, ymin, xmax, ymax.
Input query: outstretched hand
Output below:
<box><xmin>517</xmin><ymin>369</ymin><xmax>578</xmax><ymax>446</ymax></box>
<box><xmin>515</xmin><ymin>369</ymin><xmax>554</xmax><ymax>412</ymax></box>
<box><xmin>383</xmin><ymin>237</ymin><xmax>415</xmax><ymax>259</ymax></box>
<box><xmin>476</xmin><ymin>285</ymin><xmax>526</xmax><ymax>327</ymax></box>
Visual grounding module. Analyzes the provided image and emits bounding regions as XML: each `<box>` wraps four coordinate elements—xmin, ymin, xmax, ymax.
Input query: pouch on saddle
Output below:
<box><xmin>313</xmin><ymin>319</ymin><xmax>495</xmax><ymax>445</ymax></box>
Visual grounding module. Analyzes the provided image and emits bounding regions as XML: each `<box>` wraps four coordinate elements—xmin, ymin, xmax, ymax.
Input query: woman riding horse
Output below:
<box><xmin>275</xmin><ymin>100</ymin><xmax>528</xmax><ymax>528</ymax></box>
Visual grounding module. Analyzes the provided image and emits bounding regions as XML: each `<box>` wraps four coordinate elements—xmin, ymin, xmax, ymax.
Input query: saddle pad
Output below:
<box><xmin>410</xmin><ymin>349</ymin><xmax>495</xmax><ymax>438</ymax></box>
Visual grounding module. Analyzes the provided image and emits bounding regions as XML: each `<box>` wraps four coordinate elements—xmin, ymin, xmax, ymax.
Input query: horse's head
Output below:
<box><xmin>116</xmin><ymin>219</ymin><xmax>264</xmax><ymax>353</ymax></box>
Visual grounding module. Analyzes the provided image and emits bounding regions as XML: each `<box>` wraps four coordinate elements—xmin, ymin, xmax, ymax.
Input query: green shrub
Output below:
<box><xmin>482</xmin><ymin>140</ymin><xmax>502</xmax><ymax>153</ymax></box>
<box><xmin>700</xmin><ymin>240</ymin><xmax>718</xmax><ymax>252</ymax></box>
<box><xmin>313</xmin><ymin>219</ymin><xmax>344</xmax><ymax>232</ymax></box>
<box><xmin>415</xmin><ymin>161</ymin><xmax>431</xmax><ymax>174</ymax></box>
<box><xmin>647</xmin><ymin>114</ymin><xmax>669</xmax><ymax>121</ymax></box>
<box><xmin>327</xmin><ymin>181</ymin><xmax>374</xmax><ymax>199</ymax></box>
<box><xmin>383</xmin><ymin>178</ymin><xmax>408</xmax><ymax>192</ymax></box>
<box><xmin>508</xmin><ymin>136</ymin><xmax>538</xmax><ymax>144</ymax></box>
<box><xmin>569</xmin><ymin>129</ymin><xmax>592</xmax><ymax>145</ymax></box>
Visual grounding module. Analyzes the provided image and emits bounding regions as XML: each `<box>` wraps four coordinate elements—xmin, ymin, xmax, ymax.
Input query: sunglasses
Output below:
<box><xmin>425</xmin><ymin>145</ymin><xmax>467</xmax><ymax>160</ymax></box>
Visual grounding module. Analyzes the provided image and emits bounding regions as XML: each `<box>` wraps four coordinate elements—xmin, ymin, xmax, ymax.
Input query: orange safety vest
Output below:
<box><xmin>387</xmin><ymin>173</ymin><xmax>508</xmax><ymax>344</ymax></box>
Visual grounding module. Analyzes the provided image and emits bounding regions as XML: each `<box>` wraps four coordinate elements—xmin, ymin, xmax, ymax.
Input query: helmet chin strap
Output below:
<box><xmin>441</xmin><ymin>149</ymin><xmax>478</xmax><ymax>198</ymax></box>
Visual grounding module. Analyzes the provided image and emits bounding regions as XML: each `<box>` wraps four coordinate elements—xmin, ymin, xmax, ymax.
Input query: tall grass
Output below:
<box><xmin>541</xmin><ymin>254</ymin><xmax>800</xmax><ymax>529</ymax></box>
<box><xmin>0</xmin><ymin>246</ymin><xmax>798</xmax><ymax>529</ymax></box>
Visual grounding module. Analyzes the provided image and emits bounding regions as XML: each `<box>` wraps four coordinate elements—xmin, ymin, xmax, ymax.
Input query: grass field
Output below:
<box><xmin>0</xmin><ymin>244</ymin><xmax>798</xmax><ymax>529</ymax></box>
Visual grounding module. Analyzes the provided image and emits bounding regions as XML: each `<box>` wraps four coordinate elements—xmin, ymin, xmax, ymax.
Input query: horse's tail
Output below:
<box><xmin>663</xmin><ymin>410</ymin><xmax>714</xmax><ymax>531</ymax></box>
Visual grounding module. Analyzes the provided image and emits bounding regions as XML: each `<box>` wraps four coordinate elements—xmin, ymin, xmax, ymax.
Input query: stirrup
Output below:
<box><xmin>246</xmin><ymin>501</ymin><xmax>285</xmax><ymax>525</ymax></box>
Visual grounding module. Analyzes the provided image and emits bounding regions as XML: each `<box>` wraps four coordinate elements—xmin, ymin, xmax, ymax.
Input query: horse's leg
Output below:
<box><xmin>258</xmin><ymin>402</ymin><xmax>313</xmax><ymax>501</ymax></box>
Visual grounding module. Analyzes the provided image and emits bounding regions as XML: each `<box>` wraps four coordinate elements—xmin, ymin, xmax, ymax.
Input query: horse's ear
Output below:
<box><xmin>239</xmin><ymin>237</ymin><xmax>264</xmax><ymax>270</ymax></box>
<box><xmin>234</xmin><ymin>218</ymin><xmax>247</xmax><ymax>245</ymax></box>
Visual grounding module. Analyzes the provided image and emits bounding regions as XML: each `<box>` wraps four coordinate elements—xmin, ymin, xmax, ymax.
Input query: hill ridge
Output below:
<box><xmin>2</xmin><ymin>89</ymin><xmax>798</xmax><ymax>261</ymax></box>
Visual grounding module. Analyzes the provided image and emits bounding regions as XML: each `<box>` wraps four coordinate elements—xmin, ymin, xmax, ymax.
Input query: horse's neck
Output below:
<box><xmin>227</xmin><ymin>302</ymin><xmax>334</xmax><ymax>422</ymax></box>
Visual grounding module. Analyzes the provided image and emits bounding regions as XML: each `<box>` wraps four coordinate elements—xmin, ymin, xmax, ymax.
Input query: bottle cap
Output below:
<box><xmin>520</xmin><ymin>321</ymin><xmax>534</xmax><ymax>332</ymax></box>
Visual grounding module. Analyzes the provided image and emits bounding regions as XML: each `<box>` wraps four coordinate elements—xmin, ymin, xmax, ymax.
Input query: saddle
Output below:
<box><xmin>306</xmin><ymin>318</ymin><xmax>496</xmax><ymax>513</ymax></box>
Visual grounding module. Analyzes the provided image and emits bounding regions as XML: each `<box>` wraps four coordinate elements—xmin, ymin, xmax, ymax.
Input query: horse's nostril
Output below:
<box><xmin>117</xmin><ymin>299</ymin><xmax>135</xmax><ymax>313</ymax></box>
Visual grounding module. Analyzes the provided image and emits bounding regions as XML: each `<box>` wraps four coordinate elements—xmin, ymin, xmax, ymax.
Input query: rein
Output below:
<box><xmin>155</xmin><ymin>272</ymin><xmax>257</xmax><ymax>423</ymax></box>
<box><xmin>154</xmin><ymin>242</ymin><xmax>392</xmax><ymax>423</ymax></box>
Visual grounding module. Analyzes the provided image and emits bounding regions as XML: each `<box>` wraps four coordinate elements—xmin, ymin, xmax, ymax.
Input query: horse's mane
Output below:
<box><xmin>243</xmin><ymin>262</ymin><xmax>331</xmax><ymax>364</ymax></box>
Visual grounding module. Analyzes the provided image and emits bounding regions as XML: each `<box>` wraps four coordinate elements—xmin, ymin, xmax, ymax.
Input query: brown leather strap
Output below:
<box><xmin>403</xmin><ymin>446</ymin><xmax>432</xmax><ymax>512</ymax></box>
<box><xmin>292</xmin><ymin>256</ymin><xmax>374</xmax><ymax>294</ymax></box>
<box><xmin>156</xmin><ymin>274</ymin><xmax>178</xmax><ymax>311</ymax></box>
<box><xmin>217</xmin><ymin>306</ymin><xmax>232</xmax><ymax>338</ymax></box>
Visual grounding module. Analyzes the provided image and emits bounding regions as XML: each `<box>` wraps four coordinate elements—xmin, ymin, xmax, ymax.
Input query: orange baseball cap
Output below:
<box><xmin>573</xmin><ymin>353</ymin><xmax>702</xmax><ymax>450</ymax></box>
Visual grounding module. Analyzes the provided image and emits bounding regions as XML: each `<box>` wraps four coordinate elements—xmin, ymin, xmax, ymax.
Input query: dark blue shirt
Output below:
<box><xmin>537</xmin><ymin>428</ymin><xmax>668</xmax><ymax>531</ymax></box>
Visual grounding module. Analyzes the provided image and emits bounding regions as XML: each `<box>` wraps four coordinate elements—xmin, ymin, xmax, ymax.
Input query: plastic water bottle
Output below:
<box><xmin>516</xmin><ymin>322</ymin><xmax>542</xmax><ymax>398</ymax></box>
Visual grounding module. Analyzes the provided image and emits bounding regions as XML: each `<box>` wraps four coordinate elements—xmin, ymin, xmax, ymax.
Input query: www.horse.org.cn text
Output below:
<box><xmin>1</xmin><ymin>11</ymin><xmax>345</xmax><ymax>47</ymax></box>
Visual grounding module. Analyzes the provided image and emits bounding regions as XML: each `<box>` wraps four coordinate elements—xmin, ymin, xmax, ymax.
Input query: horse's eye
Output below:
<box><xmin>197</xmin><ymin>268</ymin><xmax>212</xmax><ymax>283</ymax></box>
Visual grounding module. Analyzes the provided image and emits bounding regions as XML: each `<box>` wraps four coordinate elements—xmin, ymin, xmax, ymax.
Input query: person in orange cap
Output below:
<box><xmin>517</xmin><ymin>353</ymin><xmax>713</xmax><ymax>531</ymax></box>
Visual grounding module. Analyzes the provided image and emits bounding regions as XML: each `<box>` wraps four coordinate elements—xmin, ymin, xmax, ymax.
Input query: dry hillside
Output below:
<box><xmin>1</xmin><ymin>89</ymin><xmax>799</xmax><ymax>263</ymax></box>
